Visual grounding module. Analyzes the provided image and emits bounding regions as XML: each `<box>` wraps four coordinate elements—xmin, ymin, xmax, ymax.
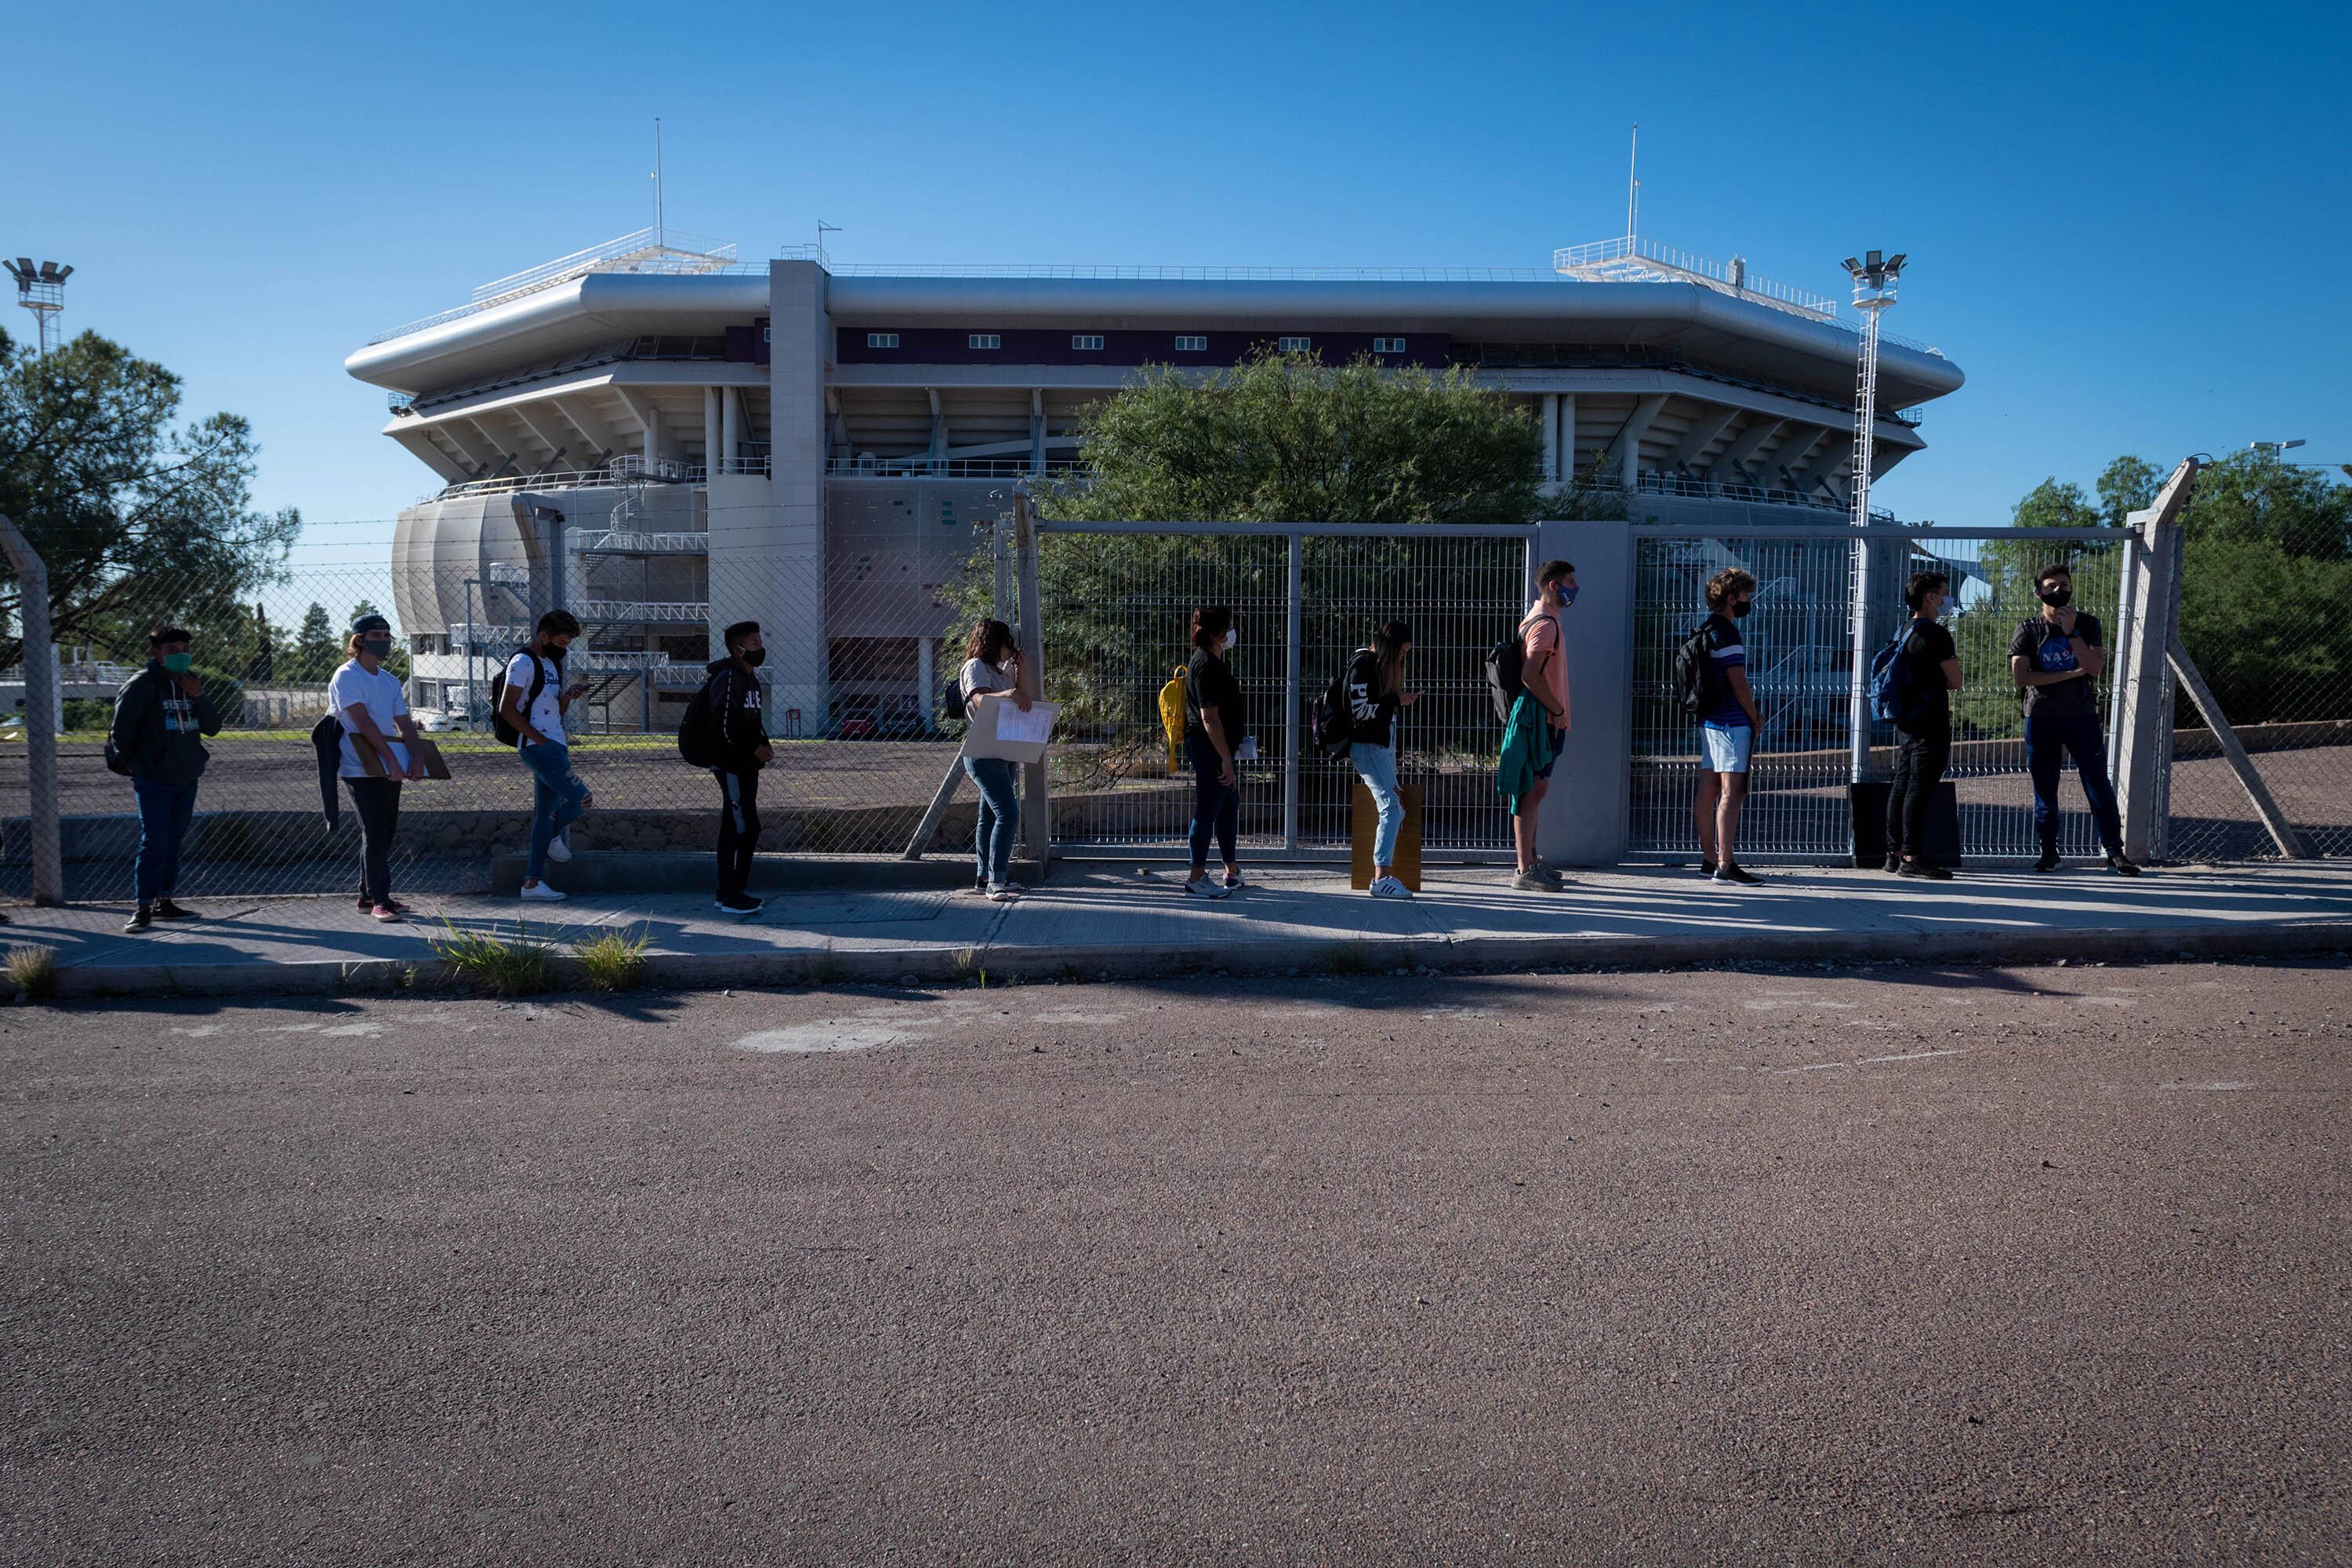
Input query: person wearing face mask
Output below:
<box><xmin>957</xmin><ymin>618</ymin><xmax>1035</xmax><ymax>902</ymax></box>
<box><xmin>705</xmin><ymin>621</ymin><xmax>775</xmax><ymax>914</ymax></box>
<box><xmin>1501</xmin><ymin>561</ymin><xmax>1577</xmax><ymax>891</ymax></box>
<box><xmin>1694</xmin><ymin>568</ymin><xmax>1766</xmax><ymax>885</ymax></box>
<box><xmin>2010</xmin><ymin>563</ymin><xmax>2138</xmax><ymax>875</ymax></box>
<box><xmin>1886</xmin><ymin>572</ymin><xmax>1965</xmax><ymax>880</ymax></box>
<box><xmin>1181</xmin><ymin>605</ymin><xmax>1247</xmax><ymax>898</ymax></box>
<box><xmin>500</xmin><ymin>611</ymin><xmax>592</xmax><ymax>903</ymax></box>
<box><xmin>107</xmin><ymin>625</ymin><xmax>221</xmax><ymax>932</ymax></box>
<box><xmin>328</xmin><ymin>614</ymin><xmax>423</xmax><ymax>923</ymax></box>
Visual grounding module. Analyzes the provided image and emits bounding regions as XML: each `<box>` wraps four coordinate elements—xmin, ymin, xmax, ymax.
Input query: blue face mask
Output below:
<box><xmin>1559</xmin><ymin>585</ymin><xmax>1579</xmax><ymax>607</ymax></box>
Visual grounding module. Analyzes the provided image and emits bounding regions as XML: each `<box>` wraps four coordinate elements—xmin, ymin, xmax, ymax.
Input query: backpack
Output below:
<box><xmin>1867</xmin><ymin>628</ymin><xmax>1924</xmax><ymax>728</ymax></box>
<box><xmin>1671</xmin><ymin>621</ymin><xmax>1719</xmax><ymax>718</ymax></box>
<box><xmin>1309</xmin><ymin>661</ymin><xmax>1356</xmax><ymax>756</ymax></box>
<box><xmin>942</xmin><ymin>670</ymin><xmax>968</xmax><ymax>723</ymax></box>
<box><xmin>488</xmin><ymin>648</ymin><xmax>549</xmax><ymax>746</ymax></box>
<box><xmin>1156</xmin><ymin>665</ymin><xmax>1189</xmax><ymax>772</ymax></box>
<box><xmin>677</xmin><ymin>672</ymin><xmax>720</xmax><ymax>769</ymax></box>
<box><xmin>1483</xmin><ymin>630</ymin><xmax>1527</xmax><ymax>725</ymax></box>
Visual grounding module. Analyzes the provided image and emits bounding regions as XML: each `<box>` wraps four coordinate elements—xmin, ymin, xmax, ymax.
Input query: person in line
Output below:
<box><xmin>1886</xmin><ymin>571</ymin><xmax>1965</xmax><ymax>880</ymax></box>
<box><xmin>2011</xmin><ymin>563</ymin><xmax>2140</xmax><ymax>875</ymax></box>
<box><xmin>1506</xmin><ymin>560</ymin><xmax>1577</xmax><ymax>891</ymax></box>
<box><xmin>109</xmin><ymin>625</ymin><xmax>220</xmax><ymax>932</ymax></box>
<box><xmin>1181</xmin><ymin>605</ymin><xmax>1246</xmax><ymax>898</ymax></box>
<box><xmin>329</xmin><ymin>614</ymin><xmax>423</xmax><ymax>923</ymax></box>
<box><xmin>957</xmin><ymin>618</ymin><xmax>1036</xmax><ymax>903</ymax></box>
<box><xmin>706</xmin><ymin>621</ymin><xmax>773</xmax><ymax>915</ymax></box>
<box><xmin>1347</xmin><ymin>619</ymin><xmax>1417</xmax><ymax>898</ymax></box>
<box><xmin>1694</xmin><ymin>568</ymin><xmax>1764</xmax><ymax>885</ymax></box>
<box><xmin>500</xmin><ymin>611</ymin><xmax>590</xmax><ymax>904</ymax></box>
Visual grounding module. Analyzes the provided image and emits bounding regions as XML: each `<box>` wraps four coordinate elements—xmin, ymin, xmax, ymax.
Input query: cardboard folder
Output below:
<box><xmin>1351</xmin><ymin>781</ymin><xmax>1424</xmax><ymax>891</ymax></box>
<box><xmin>358</xmin><ymin>736</ymin><xmax>452</xmax><ymax>780</ymax></box>
<box><xmin>960</xmin><ymin>693</ymin><xmax>1058</xmax><ymax>764</ymax></box>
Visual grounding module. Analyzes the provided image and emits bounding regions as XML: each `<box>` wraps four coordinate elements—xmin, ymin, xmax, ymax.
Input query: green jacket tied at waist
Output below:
<box><xmin>1495</xmin><ymin>691</ymin><xmax>1556</xmax><ymax>815</ymax></box>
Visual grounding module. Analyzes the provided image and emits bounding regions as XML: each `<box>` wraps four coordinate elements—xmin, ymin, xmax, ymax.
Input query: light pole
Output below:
<box><xmin>2249</xmin><ymin>438</ymin><xmax>2306</xmax><ymax>461</ymax></box>
<box><xmin>1842</xmin><ymin>249</ymin><xmax>1906</xmax><ymax>784</ymax></box>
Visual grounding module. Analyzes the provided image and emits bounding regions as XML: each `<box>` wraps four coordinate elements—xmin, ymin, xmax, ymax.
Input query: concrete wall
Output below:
<box><xmin>1535</xmin><ymin>519</ymin><xmax>1633</xmax><ymax>867</ymax></box>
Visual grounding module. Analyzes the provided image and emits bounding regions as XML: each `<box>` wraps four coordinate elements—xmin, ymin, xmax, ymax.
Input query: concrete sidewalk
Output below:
<box><xmin>6</xmin><ymin>860</ymin><xmax>2352</xmax><ymax>998</ymax></box>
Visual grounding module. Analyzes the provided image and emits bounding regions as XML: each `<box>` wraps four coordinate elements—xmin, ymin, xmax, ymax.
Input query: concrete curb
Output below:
<box><xmin>34</xmin><ymin>918</ymin><xmax>2352</xmax><ymax>1002</ymax></box>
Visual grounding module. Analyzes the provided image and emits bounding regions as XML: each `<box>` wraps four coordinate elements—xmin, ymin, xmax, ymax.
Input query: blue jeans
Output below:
<box><xmin>519</xmin><ymin>741</ymin><xmax>590</xmax><ymax>881</ymax></box>
<box><xmin>131</xmin><ymin>776</ymin><xmax>198</xmax><ymax>903</ymax></box>
<box><xmin>1185</xmin><ymin>731</ymin><xmax>1239</xmax><ymax>872</ymax></box>
<box><xmin>1352</xmin><ymin>742</ymin><xmax>1401</xmax><ymax>867</ymax></box>
<box><xmin>962</xmin><ymin>755</ymin><xmax>1021</xmax><ymax>887</ymax></box>
<box><xmin>2026</xmin><ymin>713</ymin><xmax>2124</xmax><ymax>855</ymax></box>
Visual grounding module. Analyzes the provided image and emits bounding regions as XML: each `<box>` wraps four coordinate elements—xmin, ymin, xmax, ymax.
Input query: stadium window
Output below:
<box><xmin>1072</xmin><ymin>334</ymin><xmax>1105</xmax><ymax>350</ymax></box>
<box><xmin>867</xmin><ymin>332</ymin><xmax>899</xmax><ymax>349</ymax></box>
<box><xmin>1174</xmin><ymin>335</ymin><xmax>1207</xmax><ymax>352</ymax></box>
<box><xmin>1373</xmin><ymin>336</ymin><xmax>1407</xmax><ymax>353</ymax></box>
<box><xmin>1278</xmin><ymin>336</ymin><xmax>1312</xmax><ymax>353</ymax></box>
<box><xmin>969</xmin><ymin>333</ymin><xmax>1001</xmax><ymax>350</ymax></box>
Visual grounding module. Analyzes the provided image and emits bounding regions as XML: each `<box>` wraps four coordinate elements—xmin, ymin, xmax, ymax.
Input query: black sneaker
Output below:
<box><xmin>2106</xmin><ymin>854</ymin><xmax>2143</xmax><ymax>877</ymax></box>
<box><xmin>153</xmin><ymin>898</ymin><xmax>200</xmax><ymax>921</ymax></box>
<box><xmin>124</xmin><ymin>906</ymin><xmax>153</xmax><ymax>931</ymax></box>
<box><xmin>715</xmin><ymin>892</ymin><xmax>764</xmax><ymax>915</ymax></box>
<box><xmin>1712</xmin><ymin>863</ymin><xmax>1762</xmax><ymax>886</ymax></box>
<box><xmin>2034</xmin><ymin>851</ymin><xmax>2062</xmax><ymax>873</ymax></box>
<box><xmin>1697</xmin><ymin>859</ymin><xmax>1717</xmax><ymax>877</ymax></box>
<box><xmin>1898</xmin><ymin>860</ymin><xmax>1953</xmax><ymax>880</ymax></box>
<box><xmin>1883</xmin><ymin>855</ymin><xmax>1904</xmax><ymax>873</ymax></box>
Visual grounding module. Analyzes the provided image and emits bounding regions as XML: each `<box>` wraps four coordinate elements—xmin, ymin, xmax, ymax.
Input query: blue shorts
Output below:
<box><xmin>1701</xmin><ymin>721</ymin><xmax>1753</xmax><ymax>775</ymax></box>
<box><xmin>1534</xmin><ymin>725</ymin><xmax>1566</xmax><ymax>780</ymax></box>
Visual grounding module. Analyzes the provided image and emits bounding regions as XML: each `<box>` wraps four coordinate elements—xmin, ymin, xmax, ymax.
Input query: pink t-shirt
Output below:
<box><xmin>1520</xmin><ymin>611</ymin><xmax>1570</xmax><ymax>731</ymax></box>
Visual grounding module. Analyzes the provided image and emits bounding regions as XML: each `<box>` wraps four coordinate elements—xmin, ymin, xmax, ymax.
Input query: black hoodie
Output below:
<box><xmin>704</xmin><ymin>657</ymin><xmax>769</xmax><ymax>768</ymax></box>
<box><xmin>108</xmin><ymin>661</ymin><xmax>221</xmax><ymax>786</ymax></box>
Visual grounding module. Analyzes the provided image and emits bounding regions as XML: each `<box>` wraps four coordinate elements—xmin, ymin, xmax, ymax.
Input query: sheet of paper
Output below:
<box><xmin>993</xmin><ymin>700</ymin><xmax>1058</xmax><ymax>746</ymax></box>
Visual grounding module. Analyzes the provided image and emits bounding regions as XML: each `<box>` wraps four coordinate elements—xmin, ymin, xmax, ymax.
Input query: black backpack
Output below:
<box><xmin>1308</xmin><ymin>662</ymin><xmax>1355</xmax><ymax>755</ymax></box>
<box><xmin>1483</xmin><ymin>632</ymin><xmax>1526</xmax><ymax>724</ymax></box>
<box><xmin>677</xmin><ymin>673</ymin><xmax>720</xmax><ymax>769</ymax></box>
<box><xmin>488</xmin><ymin>648</ymin><xmax>548</xmax><ymax>746</ymax></box>
<box><xmin>1671</xmin><ymin>621</ymin><xmax>1719</xmax><ymax>717</ymax></box>
<box><xmin>942</xmin><ymin>672</ymin><xmax>968</xmax><ymax>724</ymax></box>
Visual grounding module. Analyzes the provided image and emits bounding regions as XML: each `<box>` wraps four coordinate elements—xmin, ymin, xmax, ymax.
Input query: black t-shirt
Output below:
<box><xmin>1898</xmin><ymin>617</ymin><xmax>1957</xmax><ymax>731</ymax></box>
<box><xmin>2009</xmin><ymin>612</ymin><xmax>2103</xmax><ymax>721</ymax></box>
<box><xmin>1185</xmin><ymin>647</ymin><xmax>1245</xmax><ymax>744</ymax></box>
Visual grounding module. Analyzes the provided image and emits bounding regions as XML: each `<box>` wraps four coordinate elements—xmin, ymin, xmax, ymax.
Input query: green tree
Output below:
<box><xmin>289</xmin><ymin>601</ymin><xmax>339</xmax><ymax>682</ymax></box>
<box><xmin>0</xmin><ymin>325</ymin><xmax>299</xmax><ymax>667</ymax></box>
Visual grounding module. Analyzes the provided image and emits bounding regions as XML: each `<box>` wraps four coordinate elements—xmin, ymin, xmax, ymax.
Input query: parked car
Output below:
<box><xmin>412</xmin><ymin>708</ymin><xmax>470</xmax><ymax>732</ymax></box>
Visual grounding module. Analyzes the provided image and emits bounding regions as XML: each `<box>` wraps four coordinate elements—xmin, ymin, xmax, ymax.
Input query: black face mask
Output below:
<box><xmin>741</xmin><ymin>648</ymin><xmax>767</xmax><ymax>669</ymax></box>
<box><xmin>1730</xmin><ymin>600</ymin><xmax>1753</xmax><ymax>619</ymax></box>
<box><xmin>2038</xmin><ymin>586</ymin><xmax>2072</xmax><ymax>608</ymax></box>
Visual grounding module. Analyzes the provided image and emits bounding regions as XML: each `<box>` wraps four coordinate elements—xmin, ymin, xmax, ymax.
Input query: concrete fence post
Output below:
<box><xmin>1012</xmin><ymin>486</ymin><xmax>1050</xmax><ymax>868</ymax></box>
<box><xmin>0</xmin><ymin>512</ymin><xmax>64</xmax><ymax>905</ymax></box>
<box><xmin>2114</xmin><ymin>457</ymin><xmax>2198</xmax><ymax>864</ymax></box>
<box><xmin>1534</xmin><ymin>518</ymin><xmax>1632</xmax><ymax>868</ymax></box>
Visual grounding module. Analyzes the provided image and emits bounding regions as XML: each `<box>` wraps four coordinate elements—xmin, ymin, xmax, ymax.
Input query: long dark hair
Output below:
<box><xmin>965</xmin><ymin>618</ymin><xmax>1018</xmax><ymax>667</ymax></box>
<box><xmin>1190</xmin><ymin>605</ymin><xmax>1233</xmax><ymax>653</ymax></box>
<box><xmin>1370</xmin><ymin>619</ymin><xmax>1412</xmax><ymax>695</ymax></box>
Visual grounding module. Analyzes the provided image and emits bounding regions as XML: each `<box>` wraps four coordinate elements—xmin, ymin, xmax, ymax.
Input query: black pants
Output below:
<box><xmin>1886</xmin><ymin>721</ymin><xmax>1951</xmax><ymax>862</ymax></box>
<box><xmin>716</xmin><ymin>767</ymin><xmax>761</xmax><ymax>897</ymax></box>
<box><xmin>343</xmin><ymin>776</ymin><xmax>402</xmax><ymax>906</ymax></box>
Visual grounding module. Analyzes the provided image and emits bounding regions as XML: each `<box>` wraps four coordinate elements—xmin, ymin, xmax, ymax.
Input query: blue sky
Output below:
<box><xmin>11</xmin><ymin>0</ymin><xmax>2347</xmax><ymax>568</ymax></box>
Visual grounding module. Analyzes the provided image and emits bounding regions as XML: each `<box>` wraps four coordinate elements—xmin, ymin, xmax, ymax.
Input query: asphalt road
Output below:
<box><xmin>6</xmin><ymin>960</ymin><xmax>2348</xmax><ymax>1566</ymax></box>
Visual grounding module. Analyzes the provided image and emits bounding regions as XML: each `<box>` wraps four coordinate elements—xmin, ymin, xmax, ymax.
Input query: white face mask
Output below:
<box><xmin>1224</xmin><ymin>629</ymin><xmax>1240</xmax><ymax>652</ymax></box>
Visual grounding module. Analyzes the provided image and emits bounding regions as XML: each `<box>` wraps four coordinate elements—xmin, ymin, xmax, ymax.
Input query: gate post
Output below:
<box><xmin>0</xmin><ymin>513</ymin><xmax>63</xmax><ymax>905</ymax></box>
<box><xmin>1535</xmin><ymin>519</ymin><xmax>1632</xmax><ymax>867</ymax></box>
<box><xmin>1011</xmin><ymin>487</ymin><xmax>1051</xmax><ymax>869</ymax></box>
<box><xmin>1283</xmin><ymin>531</ymin><xmax>1303</xmax><ymax>853</ymax></box>
<box><xmin>2115</xmin><ymin>457</ymin><xmax>2197</xmax><ymax>863</ymax></box>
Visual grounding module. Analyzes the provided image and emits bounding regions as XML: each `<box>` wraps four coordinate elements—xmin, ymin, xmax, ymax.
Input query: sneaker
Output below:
<box><xmin>1369</xmin><ymin>875</ymin><xmax>1414</xmax><ymax>899</ymax></box>
<box><xmin>1510</xmin><ymin>870</ymin><xmax>1558</xmax><ymax>892</ymax></box>
<box><xmin>1698</xmin><ymin>860</ymin><xmax>1718</xmax><ymax>877</ymax></box>
<box><xmin>1713</xmin><ymin>863</ymin><xmax>1763</xmax><ymax>886</ymax></box>
<box><xmin>2033</xmin><ymin>850</ymin><xmax>2062</xmax><ymax>873</ymax></box>
<box><xmin>1884</xmin><ymin>855</ymin><xmax>1905</xmax><ymax>874</ymax></box>
<box><xmin>986</xmin><ymin>883</ymin><xmax>1022</xmax><ymax>902</ymax></box>
<box><xmin>1222</xmin><ymin>869</ymin><xmax>1246</xmax><ymax>890</ymax></box>
<box><xmin>520</xmin><ymin>882</ymin><xmax>567</xmax><ymax>902</ymax></box>
<box><xmin>544</xmin><ymin>835</ymin><xmax>573</xmax><ymax>863</ymax></box>
<box><xmin>152</xmin><ymin>898</ymin><xmax>200</xmax><ymax>921</ymax></box>
<box><xmin>357</xmin><ymin>895</ymin><xmax>373</xmax><ymax>914</ymax></box>
<box><xmin>1897</xmin><ymin>860</ymin><xmax>1953</xmax><ymax>880</ymax></box>
<box><xmin>2106</xmin><ymin>854</ymin><xmax>2143</xmax><ymax>877</ymax></box>
<box><xmin>715</xmin><ymin>892</ymin><xmax>764</xmax><ymax>915</ymax></box>
<box><xmin>1182</xmin><ymin>876</ymin><xmax>1232</xmax><ymax>900</ymax></box>
<box><xmin>957</xmin><ymin>880</ymin><xmax>991</xmax><ymax>897</ymax></box>
<box><xmin>123</xmin><ymin>906</ymin><xmax>152</xmax><ymax>932</ymax></box>
<box><xmin>370</xmin><ymin>904</ymin><xmax>403</xmax><ymax>923</ymax></box>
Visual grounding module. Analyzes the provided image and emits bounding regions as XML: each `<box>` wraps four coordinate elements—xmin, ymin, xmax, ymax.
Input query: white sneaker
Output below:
<box><xmin>1369</xmin><ymin>876</ymin><xmax>1414</xmax><ymax>898</ymax></box>
<box><xmin>1182</xmin><ymin>877</ymin><xmax>1232</xmax><ymax>900</ymax></box>
<box><xmin>544</xmin><ymin>834</ymin><xmax>572</xmax><ymax>863</ymax></box>
<box><xmin>520</xmin><ymin>881</ymin><xmax>567</xmax><ymax>902</ymax></box>
<box><xmin>986</xmin><ymin>883</ymin><xmax>1022</xmax><ymax>902</ymax></box>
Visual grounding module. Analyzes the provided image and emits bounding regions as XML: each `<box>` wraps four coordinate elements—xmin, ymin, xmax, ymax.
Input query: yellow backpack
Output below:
<box><xmin>1156</xmin><ymin>665</ymin><xmax>1189</xmax><ymax>773</ymax></box>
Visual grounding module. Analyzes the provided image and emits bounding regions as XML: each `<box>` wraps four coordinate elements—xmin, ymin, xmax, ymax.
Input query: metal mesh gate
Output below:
<box><xmin>1034</xmin><ymin>522</ymin><xmax>1534</xmax><ymax>858</ymax></box>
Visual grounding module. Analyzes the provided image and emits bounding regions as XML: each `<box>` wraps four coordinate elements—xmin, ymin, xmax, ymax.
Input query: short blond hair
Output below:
<box><xmin>1705</xmin><ymin>568</ymin><xmax>1757</xmax><ymax>610</ymax></box>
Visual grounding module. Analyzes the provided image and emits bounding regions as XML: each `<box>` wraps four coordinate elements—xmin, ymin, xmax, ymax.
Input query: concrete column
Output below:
<box><xmin>1617</xmin><ymin>394</ymin><xmax>1666</xmax><ymax>490</ymax></box>
<box><xmin>640</xmin><ymin>406</ymin><xmax>661</xmax><ymax>470</ymax></box>
<box><xmin>1557</xmin><ymin>394</ymin><xmax>1577</xmax><ymax>480</ymax></box>
<box><xmin>1541</xmin><ymin>393</ymin><xmax>1559</xmax><ymax>483</ymax></box>
<box><xmin>721</xmin><ymin>388</ymin><xmax>745</xmax><ymax>472</ymax></box>
<box><xmin>1534</xmin><ymin>519</ymin><xmax>1632</xmax><ymax>868</ymax></box>
<box><xmin>702</xmin><ymin>387</ymin><xmax>721</xmax><ymax>476</ymax></box>
<box><xmin>1029</xmin><ymin>390</ymin><xmax>1046</xmax><ymax>474</ymax></box>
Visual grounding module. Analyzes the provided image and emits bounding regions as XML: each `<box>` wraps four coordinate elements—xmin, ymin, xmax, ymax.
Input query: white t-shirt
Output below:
<box><xmin>327</xmin><ymin>659</ymin><xmax>412</xmax><ymax>779</ymax></box>
<box><xmin>503</xmin><ymin>651</ymin><xmax>566</xmax><ymax>747</ymax></box>
<box><xmin>958</xmin><ymin>658</ymin><xmax>1013</xmax><ymax>701</ymax></box>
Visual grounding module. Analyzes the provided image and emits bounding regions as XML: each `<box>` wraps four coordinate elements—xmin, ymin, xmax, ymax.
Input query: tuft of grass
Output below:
<box><xmin>809</xmin><ymin>947</ymin><xmax>848</xmax><ymax>985</ymax></box>
<box><xmin>429</xmin><ymin>918</ymin><xmax>554</xmax><ymax>997</ymax></box>
<box><xmin>573</xmin><ymin>924</ymin><xmax>651</xmax><ymax>993</ymax></box>
<box><xmin>1325</xmin><ymin>941</ymin><xmax>1373</xmax><ymax>976</ymax></box>
<box><xmin>5</xmin><ymin>944</ymin><xmax>60</xmax><ymax>1002</ymax></box>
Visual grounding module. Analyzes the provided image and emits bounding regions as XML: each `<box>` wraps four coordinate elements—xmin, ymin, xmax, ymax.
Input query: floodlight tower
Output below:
<box><xmin>1841</xmin><ymin>249</ymin><xmax>1905</xmax><ymax>782</ymax></box>
<box><xmin>4</xmin><ymin>259</ymin><xmax>74</xmax><ymax>356</ymax></box>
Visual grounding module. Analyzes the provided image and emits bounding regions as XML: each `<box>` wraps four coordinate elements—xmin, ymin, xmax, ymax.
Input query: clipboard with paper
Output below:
<box><xmin>960</xmin><ymin>692</ymin><xmax>1059</xmax><ymax>762</ymax></box>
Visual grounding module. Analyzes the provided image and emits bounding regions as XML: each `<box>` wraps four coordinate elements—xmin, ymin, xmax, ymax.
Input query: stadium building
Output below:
<box><xmin>343</xmin><ymin>231</ymin><xmax>1964</xmax><ymax>734</ymax></box>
